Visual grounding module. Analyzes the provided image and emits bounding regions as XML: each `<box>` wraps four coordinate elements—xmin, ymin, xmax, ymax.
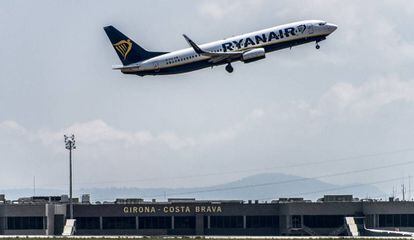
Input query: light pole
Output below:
<box><xmin>64</xmin><ymin>134</ymin><xmax>76</xmax><ymax>219</ymax></box>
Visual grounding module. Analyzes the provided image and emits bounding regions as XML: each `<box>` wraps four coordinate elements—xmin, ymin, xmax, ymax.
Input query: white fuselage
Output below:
<box><xmin>122</xmin><ymin>20</ymin><xmax>337</xmax><ymax>74</ymax></box>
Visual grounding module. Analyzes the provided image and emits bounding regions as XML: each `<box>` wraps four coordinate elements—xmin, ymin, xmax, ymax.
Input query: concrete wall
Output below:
<box><xmin>363</xmin><ymin>202</ymin><xmax>414</xmax><ymax>214</ymax></box>
<box><xmin>279</xmin><ymin>202</ymin><xmax>363</xmax><ymax>215</ymax></box>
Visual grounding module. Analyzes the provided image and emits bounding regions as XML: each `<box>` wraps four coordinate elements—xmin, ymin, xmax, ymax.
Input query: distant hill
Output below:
<box><xmin>1</xmin><ymin>173</ymin><xmax>385</xmax><ymax>202</ymax></box>
<box><xmin>81</xmin><ymin>172</ymin><xmax>384</xmax><ymax>202</ymax></box>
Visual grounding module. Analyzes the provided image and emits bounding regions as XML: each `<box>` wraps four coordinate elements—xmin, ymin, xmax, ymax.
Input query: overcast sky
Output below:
<box><xmin>1</xmin><ymin>0</ymin><xmax>414</xmax><ymax>198</ymax></box>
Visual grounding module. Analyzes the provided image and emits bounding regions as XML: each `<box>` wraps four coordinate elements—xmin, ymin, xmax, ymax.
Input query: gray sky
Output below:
<box><xmin>1</xmin><ymin>0</ymin><xmax>414</xmax><ymax>198</ymax></box>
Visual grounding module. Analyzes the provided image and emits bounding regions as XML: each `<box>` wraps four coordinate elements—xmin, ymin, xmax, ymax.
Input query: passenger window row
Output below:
<box><xmin>165</xmin><ymin>48</ymin><xmax>222</xmax><ymax>65</ymax></box>
<box><xmin>166</xmin><ymin>54</ymin><xmax>199</xmax><ymax>65</ymax></box>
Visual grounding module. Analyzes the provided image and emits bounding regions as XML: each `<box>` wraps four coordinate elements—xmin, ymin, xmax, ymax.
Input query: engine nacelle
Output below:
<box><xmin>242</xmin><ymin>48</ymin><xmax>266</xmax><ymax>63</ymax></box>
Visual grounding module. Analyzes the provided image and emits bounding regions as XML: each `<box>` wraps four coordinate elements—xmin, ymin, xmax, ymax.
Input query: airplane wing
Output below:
<box><xmin>364</xmin><ymin>226</ymin><xmax>414</xmax><ymax>237</ymax></box>
<box><xmin>183</xmin><ymin>34</ymin><xmax>243</xmax><ymax>64</ymax></box>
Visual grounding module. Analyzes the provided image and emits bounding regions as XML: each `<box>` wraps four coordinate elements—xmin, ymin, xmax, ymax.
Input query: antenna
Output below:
<box><xmin>33</xmin><ymin>176</ymin><xmax>36</xmax><ymax>196</ymax></box>
<box><xmin>392</xmin><ymin>185</ymin><xmax>396</xmax><ymax>198</ymax></box>
<box><xmin>409</xmin><ymin>176</ymin><xmax>412</xmax><ymax>201</ymax></box>
<box><xmin>402</xmin><ymin>184</ymin><xmax>406</xmax><ymax>201</ymax></box>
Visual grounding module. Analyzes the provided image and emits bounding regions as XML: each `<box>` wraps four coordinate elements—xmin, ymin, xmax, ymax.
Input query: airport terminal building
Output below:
<box><xmin>1</xmin><ymin>194</ymin><xmax>414</xmax><ymax>236</ymax></box>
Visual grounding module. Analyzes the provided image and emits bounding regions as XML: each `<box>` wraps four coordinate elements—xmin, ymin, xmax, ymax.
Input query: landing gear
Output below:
<box><xmin>225</xmin><ymin>63</ymin><xmax>234</xmax><ymax>73</ymax></box>
<box><xmin>315</xmin><ymin>41</ymin><xmax>321</xmax><ymax>49</ymax></box>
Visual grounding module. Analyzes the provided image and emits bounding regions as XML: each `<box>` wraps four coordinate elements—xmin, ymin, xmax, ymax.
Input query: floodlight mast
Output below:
<box><xmin>64</xmin><ymin>134</ymin><xmax>76</xmax><ymax>219</ymax></box>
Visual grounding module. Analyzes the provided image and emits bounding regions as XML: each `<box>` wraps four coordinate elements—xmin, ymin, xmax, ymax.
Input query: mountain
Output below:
<box><xmin>1</xmin><ymin>173</ymin><xmax>385</xmax><ymax>202</ymax></box>
<box><xmin>80</xmin><ymin>173</ymin><xmax>385</xmax><ymax>202</ymax></box>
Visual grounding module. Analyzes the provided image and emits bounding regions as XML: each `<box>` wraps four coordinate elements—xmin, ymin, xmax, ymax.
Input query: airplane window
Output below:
<box><xmin>319</xmin><ymin>22</ymin><xmax>327</xmax><ymax>26</ymax></box>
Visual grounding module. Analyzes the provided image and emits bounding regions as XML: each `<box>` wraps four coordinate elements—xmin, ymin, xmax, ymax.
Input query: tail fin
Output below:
<box><xmin>103</xmin><ymin>25</ymin><xmax>167</xmax><ymax>65</ymax></box>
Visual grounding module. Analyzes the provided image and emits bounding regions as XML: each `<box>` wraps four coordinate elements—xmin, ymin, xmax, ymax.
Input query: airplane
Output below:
<box><xmin>104</xmin><ymin>20</ymin><xmax>337</xmax><ymax>76</ymax></box>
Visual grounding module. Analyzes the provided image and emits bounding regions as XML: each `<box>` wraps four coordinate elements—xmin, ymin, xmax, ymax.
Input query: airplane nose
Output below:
<box><xmin>327</xmin><ymin>23</ymin><xmax>338</xmax><ymax>32</ymax></box>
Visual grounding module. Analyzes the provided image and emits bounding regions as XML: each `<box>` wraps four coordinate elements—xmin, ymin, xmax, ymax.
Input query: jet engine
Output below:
<box><xmin>242</xmin><ymin>48</ymin><xmax>266</xmax><ymax>63</ymax></box>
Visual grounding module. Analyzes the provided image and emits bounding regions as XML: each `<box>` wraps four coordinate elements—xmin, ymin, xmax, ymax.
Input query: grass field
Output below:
<box><xmin>0</xmin><ymin>237</ymin><xmax>412</xmax><ymax>240</ymax></box>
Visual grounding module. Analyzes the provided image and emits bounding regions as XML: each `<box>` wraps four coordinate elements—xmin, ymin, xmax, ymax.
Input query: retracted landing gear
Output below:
<box><xmin>225</xmin><ymin>63</ymin><xmax>234</xmax><ymax>73</ymax></box>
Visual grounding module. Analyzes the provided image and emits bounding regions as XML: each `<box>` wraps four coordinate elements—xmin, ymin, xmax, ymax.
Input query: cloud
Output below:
<box><xmin>0</xmin><ymin>120</ymin><xmax>26</xmax><ymax>135</ymax></box>
<box><xmin>314</xmin><ymin>76</ymin><xmax>414</xmax><ymax>119</ymax></box>
<box><xmin>198</xmin><ymin>0</ymin><xmax>265</xmax><ymax>20</ymax></box>
<box><xmin>4</xmin><ymin>74</ymin><xmax>410</xmax><ymax>154</ymax></box>
<box><xmin>0</xmin><ymin>108</ymin><xmax>265</xmax><ymax>152</ymax></box>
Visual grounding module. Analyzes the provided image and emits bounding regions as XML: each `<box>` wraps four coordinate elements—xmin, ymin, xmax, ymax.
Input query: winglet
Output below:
<box><xmin>183</xmin><ymin>34</ymin><xmax>205</xmax><ymax>54</ymax></box>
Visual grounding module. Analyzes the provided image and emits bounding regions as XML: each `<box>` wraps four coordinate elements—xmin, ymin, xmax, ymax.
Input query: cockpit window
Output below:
<box><xmin>318</xmin><ymin>22</ymin><xmax>327</xmax><ymax>26</ymax></box>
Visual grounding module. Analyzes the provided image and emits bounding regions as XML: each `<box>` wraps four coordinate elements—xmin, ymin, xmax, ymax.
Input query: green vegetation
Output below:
<box><xmin>0</xmin><ymin>238</ymin><xmax>411</xmax><ymax>240</ymax></box>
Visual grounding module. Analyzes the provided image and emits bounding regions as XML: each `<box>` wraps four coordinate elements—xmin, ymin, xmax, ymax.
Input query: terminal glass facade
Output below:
<box><xmin>102</xmin><ymin>217</ymin><xmax>136</xmax><ymax>229</ymax></box>
<box><xmin>139</xmin><ymin>216</ymin><xmax>171</xmax><ymax>229</ymax></box>
<box><xmin>209</xmin><ymin>216</ymin><xmax>244</xmax><ymax>228</ymax></box>
<box><xmin>246</xmin><ymin>216</ymin><xmax>279</xmax><ymax>228</ymax></box>
<box><xmin>75</xmin><ymin>217</ymin><xmax>100</xmax><ymax>230</ymax></box>
<box><xmin>303</xmin><ymin>215</ymin><xmax>344</xmax><ymax>228</ymax></box>
<box><xmin>7</xmin><ymin>217</ymin><xmax>44</xmax><ymax>230</ymax></box>
<box><xmin>174</xmin><ymin>216</ymin><xmax>195</xmax><ymax>229</ymax></box>
<box><xmin>378</xmin><ymin>214</ymin><xmax>414</xmax><ymax>227</ymax></box>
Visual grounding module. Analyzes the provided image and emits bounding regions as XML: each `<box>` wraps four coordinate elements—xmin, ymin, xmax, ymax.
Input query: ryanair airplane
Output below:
<box><xmin>104</xmin><ymin>20</ymin><xmax>337</xmax><ymax>76</ymax></box>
